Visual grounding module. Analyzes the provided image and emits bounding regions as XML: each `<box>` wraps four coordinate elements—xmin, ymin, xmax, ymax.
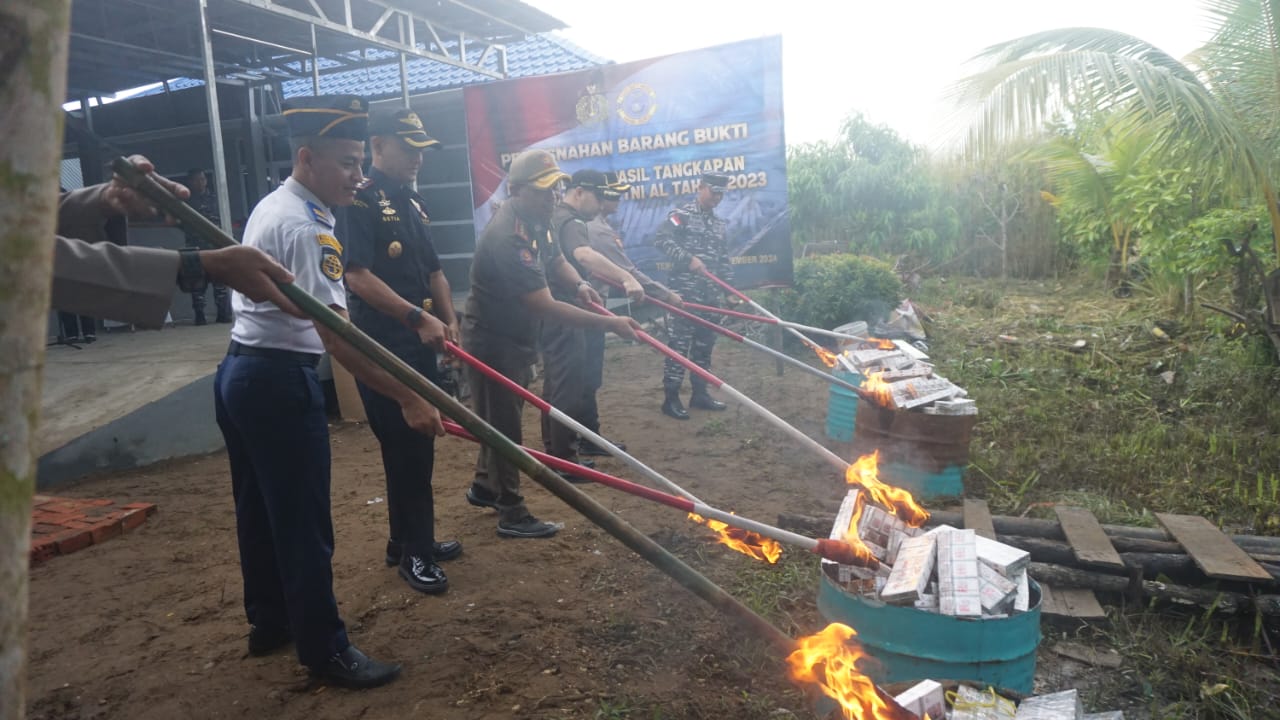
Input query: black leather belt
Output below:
<box><xmin>227</xmin><ymin>340</ymin><xmax>322</xmax><ymax>367</ymax></box>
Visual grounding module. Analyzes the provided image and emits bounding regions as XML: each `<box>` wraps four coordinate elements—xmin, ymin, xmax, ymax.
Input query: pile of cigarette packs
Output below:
<box><xmin>824</xmin><ymin>490</ymin><xmax>1031</xmax><ymax>619</ymax></box>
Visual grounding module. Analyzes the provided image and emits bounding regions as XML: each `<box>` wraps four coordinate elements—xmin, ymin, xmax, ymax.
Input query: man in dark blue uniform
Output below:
<box><xmin>654</xmin><ymin>173</ymin><xmax>734</xmax><ymax>420</ymax></box>
<box><xmin>215</xmin><ymin>95</ymin><xmax>444</xmax><ymax>689</ymax></box>
<box><xmin>338</xmin><ymin>107</ymin><xmax>461</xmax><ymax>595</ymax></box>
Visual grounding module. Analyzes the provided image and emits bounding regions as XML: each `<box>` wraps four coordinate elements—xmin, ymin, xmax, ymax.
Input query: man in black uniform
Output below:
<box><xmin>577</xmin><ymin>172</ymin><xmax>681</xmax><ymax>454</ymax></box>
<box><xmin>337</xmin><ymin>107</ymin><xmax>461</xmax><ymax>595</ymax></box>
<box><xmin>654</xmin><ymin>173</ymin><xmax>733</xmax><ymax>420</ymax></box>
<box><xmin>183</xmin><ymin>168</ymin><xmax>231</xmax><ymax>325</ymax></box>
<box><xmin>462</xmin><ymin>151</ymin><xmax>640</xmax><ymax>538</ymax></box>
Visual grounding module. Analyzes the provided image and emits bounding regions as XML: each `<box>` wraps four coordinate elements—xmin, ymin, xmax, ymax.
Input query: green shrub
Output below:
<box><xmin>773</xmin><ymin>254</ymin><xmax>903</xmax><ymax>330</ymax></box>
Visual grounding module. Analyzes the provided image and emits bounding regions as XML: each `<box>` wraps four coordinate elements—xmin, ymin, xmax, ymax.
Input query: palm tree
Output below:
<box><xmin>954</xmin><ymin>2</ymin><xmax>1278</xmax><ymax>251</ymax></box>
<box><xmin>951</xmin><ymin>0</ymin><xmax>1280</xmax><ymax>353</ymax></box>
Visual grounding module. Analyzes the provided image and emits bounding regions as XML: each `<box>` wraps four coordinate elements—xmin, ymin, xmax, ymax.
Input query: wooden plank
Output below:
<box><xmin>962</xmin><ymin>498</ymin><xmax>996</xmax><ymax>540</ymax></box>
<box><xmin>1054</xmin><ymin>506</ymin><xmax>1124</xmax><ymax>568</ymax></box>
<box><xmin>1156</xmin><ymin>513</ymin><xmax>1273</xmax><ymax>583</ymax></box>
<box><xmin>1039</xmin><ymin>583</ymin><xmax>1106</xmax><ymax>619</ymax></box>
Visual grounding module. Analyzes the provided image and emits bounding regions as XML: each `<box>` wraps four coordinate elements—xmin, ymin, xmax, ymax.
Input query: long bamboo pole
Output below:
<box><xmin>109</xmin><ymin>157</ymin><xmax>796</xmax><ymax>657</ymax></box>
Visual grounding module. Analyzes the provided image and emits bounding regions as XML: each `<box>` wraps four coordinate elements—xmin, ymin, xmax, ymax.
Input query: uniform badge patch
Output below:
<box><xmin>306</xmin><ymin>201</ymin><xmax>333</xmax><ymax>228</ymax></box>
<box><xmin>388</xmin><ymin>240</ymin><xmax>403</xmax><ymax>258</ymax></box>
<box><xmin>316</xmin><ymin>233</ymin><xmax>343</xmax><ymax>253</ymax></box>
<box><xmin>518</xmin><ymin>248</ymin><xmax>536</xmax><ymax>268</ymax></box>
<box><xmin>668</xmin><ymin>213</ymin><xmax>683</xmax><ymax>227</ymax></box>
<box><xmin>320</xmin><ymin>246</ymin><xmax>344</xmax><ymax>281</ymax></box>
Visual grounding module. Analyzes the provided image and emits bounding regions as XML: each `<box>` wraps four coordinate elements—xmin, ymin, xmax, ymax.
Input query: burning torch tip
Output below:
<box><xmin>812</xmin><ymin>538</ymin><xmax>880</xmax><ymax>569</ymax></box>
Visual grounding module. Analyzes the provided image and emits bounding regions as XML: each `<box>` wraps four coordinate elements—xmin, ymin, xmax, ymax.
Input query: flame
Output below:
<box><xmin>688</xmin><ymin>513</ymin><xmax>783</xmax><ymax>564</ymax></box>
<box><xmin>840</xmin><ymin>493</ymin><xmax>877</xmax><ymax>563</ymax></box>
<box><xmin>860</xmin><ymin>371</ymin><xmax>895</xmax><ymax>408</ymax></box>
<box><xmin>869</xmin><ymin>337</ymin><xmax>897</xmax><ymax>350</ymax></box>
<box><xmin>844</xmin><ymin>451</ymin><xmax>929</xmax><ymax>527</ymax></box>
<box><xmin>787</xmin><ymin>623</ymin><xmax>916</xmax><ymax>719</ymax></box>
<box><xmin>814</xmin><ymin>345</ymin><xmax>840</xmax><ymax>368</ymax></box>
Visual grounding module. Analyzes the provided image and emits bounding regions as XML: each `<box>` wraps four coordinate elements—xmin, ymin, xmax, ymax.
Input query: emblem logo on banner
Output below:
<box><xmin>576</xmin><ymin>81</ymin><xmax>608</xmax><ymax>126</ymax></box>
<box><xmin>616</xmin><ymin>83</ymin><xmax>657</xmax><ymax>125</ymax></box>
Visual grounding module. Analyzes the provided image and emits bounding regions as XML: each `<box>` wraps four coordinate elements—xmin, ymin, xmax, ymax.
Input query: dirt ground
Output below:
<box><xmin>27</xmin><ymin>340</ymin><xmax>854</xmax><ymax>720</ymax></box>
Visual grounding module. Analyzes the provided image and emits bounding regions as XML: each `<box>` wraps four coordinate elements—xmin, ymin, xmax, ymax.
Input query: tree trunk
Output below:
<box><xmin>0</xmin><ymin>4</ymin><xmax>72</xmax><ymax>719</ymax></box>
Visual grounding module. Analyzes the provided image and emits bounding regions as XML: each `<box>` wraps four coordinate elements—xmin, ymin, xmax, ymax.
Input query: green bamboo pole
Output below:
<box><xmin>109</xmin><ymin>157</ymin><xmax>796</xmax><ymax>657</ymax></box>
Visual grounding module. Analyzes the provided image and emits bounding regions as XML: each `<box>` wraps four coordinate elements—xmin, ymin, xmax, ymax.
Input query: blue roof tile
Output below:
<box><xmin>132</xmin><ymin>33</ymin><xmax>605</xmax><ymax>100</ymax></box>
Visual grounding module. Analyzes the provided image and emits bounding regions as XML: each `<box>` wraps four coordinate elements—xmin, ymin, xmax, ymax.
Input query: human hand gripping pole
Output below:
<box><xmin>584</xmin><ymin>300</ymin><xmax>850</xmax><ymax>473</ymax></box>
<box><xmin>108</xmin><ymin>156</ymin><xmax>799</xmax><ymax>658</ymax></box>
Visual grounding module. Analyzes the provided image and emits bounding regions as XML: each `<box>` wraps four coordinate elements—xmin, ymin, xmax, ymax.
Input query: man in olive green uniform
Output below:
<box><xmin>462</xmin><ymin>151</ymin><xmax>639</xmax><ymax>538</ymax></box>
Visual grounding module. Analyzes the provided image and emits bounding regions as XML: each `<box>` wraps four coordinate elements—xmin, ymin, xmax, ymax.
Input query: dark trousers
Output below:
<box><xmin>580</xmin><ymin>329</ymin><xmax>606</xmax><ymax>434</ymax></box>
<box><xmin>356</xmin><ymin>348</ymin><xmax>439</xmax><ymax>560</ymax></box>
<box><xmin>539</xmin><ymin>320</ymin><xmax>586</xmax><ymax>458</ymax></box>
<box><xmin>663</xmin><ymin>308</ymin><xmax>719</xmax><ymax>391</ymax></box>
<box><xmin>465</xmin><ymin>339</ymin><xmax>533</xmax><ymax>523</ymax></box>
<box><xmin>214</xmin><ymin>354</ymin><xmax>349</xmax><ymax>667</ymax></box>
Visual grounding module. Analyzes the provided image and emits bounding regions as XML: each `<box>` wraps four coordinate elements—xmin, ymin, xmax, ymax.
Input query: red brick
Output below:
<box><xmin>30</xmin><ymin>539</ymin><xmax>58</xmax><ymax>564</ymax></box>
<box><xmin>90</xmin><ymin>518</ymin><xmax>123</xmax><ymax>544</ymax></box>
<box><xmin>55</xmin><ymin>529</ymin><xmax>93</xmax><ymax>555</ymax></box>
<box><xmin>60</xmin><ymin>518</ymin><xmax>94</xmax><ymax>530</ymax></box>
<box><xmin>120</xmin><ymin>509</ymin><xmax>149</xmax><ymax>531</ymax></box>
<box><xmin>82</xmin><ymin>498</ymin><xmax>115</xmax><ymax>507</ymax></box>
<box><xmin>120</xmin><ymin>502</ymin><xmax>158</xmax><ymax>516</ymax></box>
<box><xmin>31</xmin><ymin>523</ymin><xmax>65</xmax><ymax>535</ymax></box>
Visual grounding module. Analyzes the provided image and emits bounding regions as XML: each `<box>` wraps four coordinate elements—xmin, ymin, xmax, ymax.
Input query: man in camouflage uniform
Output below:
<box><xmin>184</xmin><ymin>168</ymin><xmax>231</xmax><ymax>324</ymax></box>
<box><xmin>653</xmin><ymin>173</ymin><xmax>732</xmax><ymax>420</ymax></box>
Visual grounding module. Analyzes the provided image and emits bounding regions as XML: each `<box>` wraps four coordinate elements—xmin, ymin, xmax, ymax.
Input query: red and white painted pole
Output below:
<box><xmin>679</xmin><ymin>300</ymin><xmax>866</xmax><ymax>345</ymax></box>
<box><xmin>441</xmin><ymin>420</ymin><xmax>877</xmax><ymax>568</ymax></box>
<box><xmin>595</xmin><ymin>278</ymin><xmax>872</xmax><ymax>400</ymax></box>
<box><xmin>698</xmin><ymin>268</ymin><xmax>865</xmax><ymax>347</ymax></box>
<box><xmin>587</xmin><ymin>302</ymin><xmax>849</xmax><ymax>473</ymax></box>
<box><xmin>446</xmin><ymin>341</ymin><xmax>708</xmax><ymax>504</ymax></box>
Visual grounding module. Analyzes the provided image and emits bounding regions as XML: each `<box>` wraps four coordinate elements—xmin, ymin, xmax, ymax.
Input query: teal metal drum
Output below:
<box><xmin>817</xmin><ymin>573</ymin><xmax>1042</xmax><ymax>695</ymax></box>
<box><xmin>851</xmin><ymin>401</ymin><xmax>977</xmax><ymax>501</ymax></box>
<box><xmin>825</xmin><ymin>367</ymin><xmax>863</xmax><ymax>442</ymax></box>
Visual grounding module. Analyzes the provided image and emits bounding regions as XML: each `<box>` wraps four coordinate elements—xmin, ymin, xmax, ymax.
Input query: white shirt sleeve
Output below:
<box><xmin>281</xmin><ymin>221</ymin><xmax>348</xmax><ymax>311</ymax></box>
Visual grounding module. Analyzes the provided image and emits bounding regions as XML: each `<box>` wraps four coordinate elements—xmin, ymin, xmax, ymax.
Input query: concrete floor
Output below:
<box><xmin>39</xmin><ymin>323</ymin><xmax>231</xmax><ymax>455</ymax></box>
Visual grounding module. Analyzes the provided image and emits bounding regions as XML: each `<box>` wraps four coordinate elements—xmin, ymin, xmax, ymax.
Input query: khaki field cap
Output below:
<box><xmin>507</xmin><ymin>149</ymin><xmax>570</xmax><ymax>189</ymax></box>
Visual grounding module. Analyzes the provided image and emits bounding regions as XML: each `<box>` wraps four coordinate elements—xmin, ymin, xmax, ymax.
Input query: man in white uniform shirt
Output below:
<box><xmin>214</xmin><ymin>95</ymin><xmax>442</xmax><ymax>690</ymax></box>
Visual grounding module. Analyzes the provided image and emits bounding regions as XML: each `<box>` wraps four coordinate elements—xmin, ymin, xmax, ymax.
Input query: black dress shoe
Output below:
<box><xmin>387</xmin><ymin>540</ymin><xmax>463</xmax><ymax>565</ymax></box>
<box><xmin>661</xmin><ymin>388</ymin><xmax>689</xmax><ymax>420</ymax></box>
<box><xmin>310</xmin><ymin>645</ymin><xmax>401</xmax><ymax>689</ymax></box>
<box><xmin>689</xmin><ymin>391</ymin><xmax>727</xmax><ymax>411</ymax></box>
<box><xmin>247</xmin><ymin>625</ymin><xmax>292</xmax><ymax>656</ymax></box>
<box><xmin>398</xmin><ymin>555</ymin><xmax>448</xmax><ymax>594</ymax></box>
<box><xmin>434</xmin><ymin>539</ymin><xmax>463</xmax><ymax>562</ymax></box>
<box><xmin>579</xmin><ymin>438</ymin><xmax>624</xmax><ymax>456</ymax></box>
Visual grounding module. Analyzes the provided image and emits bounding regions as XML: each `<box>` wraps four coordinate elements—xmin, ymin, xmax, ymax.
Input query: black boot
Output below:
<box><xmin>661</xmin><ymin>386</ymin><xmax>689</xmax><ymax>420</ymax></box>
<box><xmin>193</xmin><ymin>309</ymin><xmax>207</xmax><ymax>326</ymax></box>
<box><xmin>689</xmin><ymin>385</ymin><xmax>727</xmax><ymax>411</ymax></box>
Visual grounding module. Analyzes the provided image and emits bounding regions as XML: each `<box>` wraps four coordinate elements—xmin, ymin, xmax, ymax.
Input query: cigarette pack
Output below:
<box><xmin>937</xmin><ymin>529</ymin><xmax>983</xmax><ymax>617</ymax></box>
<box><xmin>933</xmin><ymin>398</ymin><xmax>979</xmax><ymax>415</ymax></box>
<box><xmin>824</xmin><ymin>490</ymin><xmax>862</xmax><ymax>582</ymax></box>
<box><xmin>975</xmin><ymin>534</ymin><xmax>1031</xmax><ymax>577</ymax></box>
<box><xmin>892</xmin><ymin>679</ymin><xmax>945</xmax><ymax>719</ymax></box>
<box><xmin>979</xmin><ymin>563</ymin><xmax>1018</xmax><ymax>613</ymax></box>
<box><xmin>1013</xmin><ymin>689</ymin><xmax>1083</xmax><ymax>719</ymax></box>
<box><xmin>880</xmin><ymin>534</ymin><xmax>936</xmax><ymax>604</ymax></box>
<box><xmin>887</xmin><ymin>529</ymin><xmax>906</xmax><ymax>565</ymax></box>
<box><xmin>913</xmin><ymin>592</ymin><xmax>938</xmax><ymax>610</ymax></box>
<box><xmin>1013</xmin><ymin>570</ymin><xmax>1030</xmax><ymax>612</ymax></box>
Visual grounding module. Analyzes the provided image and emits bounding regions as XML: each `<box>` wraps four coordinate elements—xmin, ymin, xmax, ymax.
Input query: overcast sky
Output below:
<box><xmin>536</xmin><ymin>1</ymin><xmax>1213</xmax><ymax>149</ymax></box>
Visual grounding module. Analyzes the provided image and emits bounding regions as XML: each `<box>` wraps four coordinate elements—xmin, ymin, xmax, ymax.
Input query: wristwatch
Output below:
<box><xmin>404</xmin><ymin>306</ymin><xmax>425</xmax><ymax>329</ymax></box>
<box><xmin>176</xmin><ymin>248</ymin><xmax>208</xmax><ymax>293</ymax></box>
